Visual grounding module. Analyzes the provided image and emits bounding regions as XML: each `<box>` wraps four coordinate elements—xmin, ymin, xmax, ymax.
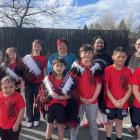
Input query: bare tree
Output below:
<box><xmin>90</xmin><ymin>12</ymin><xmax>116</xmax><ymax>30</ymax></box>
<box><xmin>100</xmin><ymin>13</ymin><xmax>116</xmax><ymax>30</ymax></box>
<box><xmin>90</xmin><ymin>22</ymin><xmax>103</xmax><ymax>30</ymax></box>
<box><xmin>0</xmin><ymin>0</ymin><xmax>60</xmax><ymax>28</ymax></box>
<box><xmin>124</xmin><ymin>13</ymin><xmax>136</xmax><ymax>31</ymax></box>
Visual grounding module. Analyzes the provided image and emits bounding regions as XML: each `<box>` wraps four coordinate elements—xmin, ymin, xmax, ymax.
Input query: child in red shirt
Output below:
<box><xmin>22</xmin><ymin>39</ymin><xmax>47</xmax><ymax>128</ymax></box>
<box><xmin>0</xmin><ymin>47</ymin><xmax>24</xmax><ymax>91</ymax></box>
<box><xmin>131</xmin><ymin>67</ymin><xmax>140</xmax><ymax>140</ymax></box>
<box><xmin>0</xmin><ymin>76</ymin><xmax>25</xmax><ymax>140</ymax></box>
<box><xmin>70</xmin><ymin>44</ymin><xmax>102</xmax><ymax>140</ymax></box>
<box><xmin>105</xmin><ymin>47</ymin><xmax>132</xmax><ymax>140</ymax></box>
<box><xmin>44</xmin><ymin>58</ymin><xmax>72</xmax><ymax>140</ymax></box>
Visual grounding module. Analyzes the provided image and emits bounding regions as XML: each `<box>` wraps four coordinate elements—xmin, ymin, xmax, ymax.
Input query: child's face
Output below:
<box><xmin>53</xmin><ymin>62</ymin><xmax>65</xmax><ymax>76</ymax></box>
<box><xmin>93</xmin><ymin>38</ymin><xmax>104</xmax><ymax>52</ymax></box>
<box><xmin>1</xmin><ymin>82</ymin><xmax>15</xmax><ymax>95</ymax></box>
<box><xmin>135</xmin><ymin>39</ymin><xmax>140</xmax><ymax>53</ymax></box>
<box><xmin>57</xmin><ymin>43</ymin><xmax>68</xmax><ymax>55</ymax></box>
<box><xmin>32</xmin><ymin>42</ymin><xmax>42</xmax><ymax>53</ymax></box>
<box><xmin>80</xmin><ymin>51</ymin><xmax>93</xmax><ymax>63</ymax></box>
<box><xmin>6</xmin><ymin>49</ymin><xmax>16</xmax><ymax>61</ymax></box>
<box><xmin>112</xmin><ymin>52</ymin><xmax>127</xmax><ymax>67</ymax></box>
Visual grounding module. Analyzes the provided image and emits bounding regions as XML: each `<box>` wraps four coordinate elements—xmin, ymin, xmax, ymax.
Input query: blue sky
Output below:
<box><xmin>1</xmin><ymin>0</ymin><xmax>138</xmax><ymax>30</ymax></box>
<box><xmin>76</xmin><ymin>0</ymin><xmax>98</xmax><ymax>6</ymax></box>
<box><xmin>35</xmin><ymin>0</ymin><xmax>139</xmax><ymax>30</ymax></box>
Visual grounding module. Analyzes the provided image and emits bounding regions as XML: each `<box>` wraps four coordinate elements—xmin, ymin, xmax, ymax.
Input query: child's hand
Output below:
<box><xmin>118</xmin><ymin>99</ymin><xmax>125</xmax><ymax>108</ymax></box>
<box><xmin>52</xmin><ymin>92</ymin><xmax>59</xmax><ymax>99</ymax></box>
<box><xmin>113</xmin><ymin>100</ymin><xmax>121</xmax><ymax>108</ymax></box>
<box><xmin>80</xmin><ymin>96</ymin><xmax>88</xmax><ymax>104</ymax></box>
<box><xmin>13</xmin><ymin>123</ymin><xmax>19</xmax><ymax>132</ymax></box>
<box><xmin>80</xmin><ymin>97</ymin><xmax>93</xmax><ymax>104</ymax></box>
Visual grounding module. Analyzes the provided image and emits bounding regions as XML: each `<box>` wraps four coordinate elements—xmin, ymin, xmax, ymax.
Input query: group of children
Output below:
<box><xmin>0</xmin><ymin>37</ymin><xmax>140</xmax><ymax>140</ymax></box>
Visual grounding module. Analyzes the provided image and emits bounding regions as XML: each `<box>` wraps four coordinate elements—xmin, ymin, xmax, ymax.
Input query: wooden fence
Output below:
<box><xmin>0</xmin><ymin>27</ymin><xmax>129</xmax><ymax>57</ymax></box>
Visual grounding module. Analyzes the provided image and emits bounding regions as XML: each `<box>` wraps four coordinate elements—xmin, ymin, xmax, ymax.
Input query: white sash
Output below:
<box><xmin>6</xmin><ymin>67</ymin><xmax>22</xmax><ymax>81</ymax></box>
<box><xmin>22</xmin><ymin>55</ymin><xmax>41</xmax><ymax>76</ymax></box>
<box><xmin>43</xmin><ymin>75</ymin><xmax>74</xmax><ymax>95</ymax></box>
<box><xmin>71</xmin><ymin>60</ymin><xmax>101</xmax><ymax>75</ymax></box>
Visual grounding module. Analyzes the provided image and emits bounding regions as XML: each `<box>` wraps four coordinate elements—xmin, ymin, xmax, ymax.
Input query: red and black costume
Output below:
<box><xmin>36</xmin><ymin>72</ymin><xmax>79</xmax><ymax>127</ymax></box>
<box><xmin>22</xmin><ymin>54</ymin><xmax>47</xmax><ymax>124</ymax></box>
<box><xmin>0</xmin><ymin>59</ymin><xmax>23</xmax><ymax>92</ymax></box>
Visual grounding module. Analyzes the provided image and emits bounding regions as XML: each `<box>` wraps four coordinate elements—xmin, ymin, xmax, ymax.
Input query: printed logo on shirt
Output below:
<box><xmin>8</xmin><ymin>102</ymin><xmax>16</xmax><ymax>117</ymax></box>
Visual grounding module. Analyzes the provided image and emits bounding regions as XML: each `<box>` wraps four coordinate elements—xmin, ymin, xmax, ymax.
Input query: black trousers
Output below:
<box><xmin>0</xmin><ymin>126</ymin><xmax>21</xmax><ymax>140</ymax></box>
<box><xmin>25</xmin><ymin>83</ymin><xmax>41</xmax><ymax>122</ymax></box>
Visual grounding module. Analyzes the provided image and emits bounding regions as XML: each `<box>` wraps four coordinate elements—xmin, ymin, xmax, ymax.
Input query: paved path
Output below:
<box><xmin>20</xmin><ymin>116</ymin><xmax>136</xmax><ymax>140</ymax></box>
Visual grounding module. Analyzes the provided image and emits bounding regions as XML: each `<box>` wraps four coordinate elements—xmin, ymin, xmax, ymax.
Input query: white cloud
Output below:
<box><xmin>38</xmin><ymin>0</ymin><xmax>140</xmax><ymax>29</ymax></box>
<box><xmin>47</xmin><ymin>0</ymin><xmax>75</xmax><ymax>7</ymax></box>
<box><xmin>0</xmin><ymin>0</ymin><xmax>140</xmax><ymax>29</ymax></box>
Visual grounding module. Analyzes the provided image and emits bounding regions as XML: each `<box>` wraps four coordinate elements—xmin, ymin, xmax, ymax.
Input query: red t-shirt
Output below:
<box><xmin>0</xmin><ymin>92</ymin><xmax>26</xmax><ymax>129</ymax></box>
<box><xmin>48</xmin><ymin>78</ymin><xmax>67</xmax><ymax>107</ymax></box>
<box><xmin>131</xmin><ymin>67</ymin><xmax>140</xmax><ymax>108</ymax></box>
<box><xmin>105</xmin><ymin>65</ymin><xmax>132</xmax><ymax>109</ymax></box>
<box><xmin>32</xmin><ymin>55</ymin><xmax>47</xmax><ymax>84</ymax></box>
<box><xmin>8</xmin><ymin>62</ymin><xmax>17</xmax><ymax>70</ymax></box>
<box><xmin>75</xmin><ymin>63</ymin><xmax>102</xmax><ymax>104</ymax></box>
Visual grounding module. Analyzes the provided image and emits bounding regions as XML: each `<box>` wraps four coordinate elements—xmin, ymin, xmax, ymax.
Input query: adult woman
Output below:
<box><xmin>47</xmin><ymin>37</ymin><xmax>76</xmax><ymax>73</ymax></box>
<box><xmin>92</xmin><ymin>36</ymin><xmax>113</xmax><ymax>111</ymax></box>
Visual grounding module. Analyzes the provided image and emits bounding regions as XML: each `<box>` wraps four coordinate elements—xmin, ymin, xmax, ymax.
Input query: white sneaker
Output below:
<box><xmin>34</xmin><ymin>121</ymin><xmax>39</xmax><ymax>126</ymax></box>
<box><xmin>26</xmin><ymin>122</ymin><xmax>32</xmax><ymax>128</ymax></box>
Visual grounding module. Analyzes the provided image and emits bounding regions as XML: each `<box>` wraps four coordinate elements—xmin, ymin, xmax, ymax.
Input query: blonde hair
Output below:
<box><xmin>5</xmin><ymin>47</ymin><xmax>19</xmax><ymax>65</ymax></box>
<box><xmin>1</xmin><ymin>76</ymin><xmax>15</xmax><ymax>86</ymax></box>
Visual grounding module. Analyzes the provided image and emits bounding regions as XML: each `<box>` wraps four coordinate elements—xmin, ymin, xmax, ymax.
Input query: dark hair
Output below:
<box><xmin>79</xmin><ymin>44</ymin><xmax>93</xmax><ymax>53</ymax></box>
<box><xmin>91</xmin><ymin>36</ymin><xmax>106</xmax><ymax>48</ymax></box>
<box><xmin>113</xmin><ymin>47</ymin><xmax>127</xmax><ymax>55</ymax></box>
<box><xmin>32</xmin><ymin>39</ymin><xmax>43</xmax><ymax>47</ymax></box>
<box><xmin>52</xmin><ymin>58</ymin><xmax>67</xmax><ymax>67</ymax></box>
<box><xmin>32</xmin><ymin>39</ymin><xmax>44</xmax><ymax>55</ymax></box>
<box><xmin>56</xmin><ymin>37</ymin><xmax>68</xmax><ymax>46</ymax></box>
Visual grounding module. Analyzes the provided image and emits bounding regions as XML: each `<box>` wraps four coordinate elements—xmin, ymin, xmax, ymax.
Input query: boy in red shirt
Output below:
<box><xmin>131</xmin><ymin>67</ymin><xmax>140</xmax><ymax>140</ymax></box>
<box><xmin>0</xmin><ymin>76</ymin><xmax>25</xmax><ymax>140</ymax></box>
<box><xmin>70</xmin><ymin>44</ymin><xmax>102</xmax><ymax>140</ymax></box>
<box><xmin>45</xmin><ymin>58</ymin><xmax>72</xmax><ymax>140</ymax></box>
<box><xmin>105</xmin><ymin>47</ymin><xmax>132</xmax><ymax>140</ymax></box>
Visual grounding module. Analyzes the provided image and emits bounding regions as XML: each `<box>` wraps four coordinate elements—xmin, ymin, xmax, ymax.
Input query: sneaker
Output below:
<box><xmin>26</xmin><ymin>122</ymin><xmax>33</xmax><ymax>128</ymax></box>
<box><xmin>34</xmin><ymin>121</ymin><xmax>39</xmax><ymax>127</ymax></box>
